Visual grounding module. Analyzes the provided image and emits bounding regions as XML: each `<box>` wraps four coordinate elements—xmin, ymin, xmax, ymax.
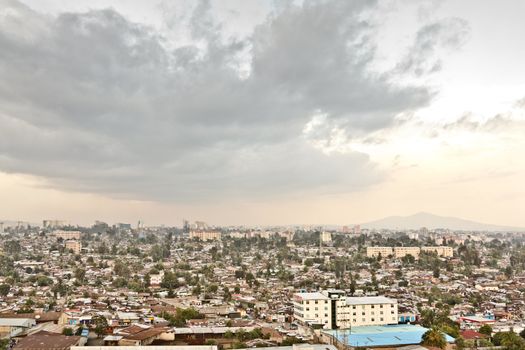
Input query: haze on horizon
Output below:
<box><xmin>0</xmin><ymin>0</ymin><xmax>524</xmax><ymax>227</ymax></box>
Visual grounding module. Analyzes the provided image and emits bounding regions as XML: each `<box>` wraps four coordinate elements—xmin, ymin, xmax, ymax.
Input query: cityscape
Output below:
<box><xmin>1</xmin><ymin>1</ymin><xmax>525</xmax><ymax>350</ymax></box>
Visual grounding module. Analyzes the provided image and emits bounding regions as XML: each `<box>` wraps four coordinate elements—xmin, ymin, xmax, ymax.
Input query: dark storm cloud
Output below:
<box><xmin>0</xmin><ymin>0</ymin><xmax>466</xmax><ymax>201</ymax></box>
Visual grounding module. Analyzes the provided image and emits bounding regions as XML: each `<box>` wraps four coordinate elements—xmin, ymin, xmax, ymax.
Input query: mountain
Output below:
<box><xmin>362</xmin><ymin>212</ymin><xmax>524</xmax><ymax>232</ymax></box>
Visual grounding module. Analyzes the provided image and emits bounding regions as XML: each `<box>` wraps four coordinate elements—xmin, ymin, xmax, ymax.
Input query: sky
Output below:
<box><xmin>0</xmin><ymin>0</ymin><xmax>524</xmax><ymax>227</ymax></box>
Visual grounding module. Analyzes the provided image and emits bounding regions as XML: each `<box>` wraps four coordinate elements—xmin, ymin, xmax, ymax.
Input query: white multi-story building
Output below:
<box><xmin>293</xmin><ymin>291</ymin><xmax>398</xmax><ymax>330</ymax></box>
<box><xmin>293</xmin><ymin>292</ymin><xmax>332</xmax><ymax>329</ymax></box>
<box><xmin>366</xmin><ymin>246</ymin><xmax>453</xmax><ymax>259</ymax></box>
<box><xmin>65</xmin><ymin>240</ymin><xmax>82</xmax><ymax>254</ymax></box>
<box><xmin>334</xmin><ymin>296</ymin><xmax>398</xmax><ymax>328</ymax></box>
<box><xmin>320</xmin><ymin>231</ymin><xmax>332</xmax><ymax>243</ymax></box>
<box><xmin>189</xmin><ymin>231</ymin><xmax>222</xmax><ymax>241</ymax></box>
<box><xmin>53</xmin><ymin>230</ymin><xmax>82</xmax><ymax>240</ymax></box>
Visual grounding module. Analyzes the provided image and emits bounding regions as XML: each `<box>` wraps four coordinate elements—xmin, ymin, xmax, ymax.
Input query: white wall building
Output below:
<box><xmin>366</xmin><ymin>246</ymin><xmax>453</xmax><ymax>259</ymax></box>
<box><xmin>293</xmin><ymin>291</ymin><xmax>398</xmax><ymax>330</ymax></box>
<box><xmin>293</xmin><ymin>292</ymin><xmax>332</xmax><ymax>329</ymax></box>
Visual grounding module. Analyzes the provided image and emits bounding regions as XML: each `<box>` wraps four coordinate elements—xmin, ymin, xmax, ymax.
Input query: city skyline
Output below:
<box><xmin>0</xmin><ymin>0</ymin><xmax>524</xmax><ymax>227</ymax></box>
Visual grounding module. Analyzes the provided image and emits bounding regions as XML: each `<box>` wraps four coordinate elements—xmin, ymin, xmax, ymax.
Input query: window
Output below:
<box><xmin>353</xmin><ymin>319</ymin><xmax>356</xmax><ymax>323</ymax></box>
<box><xmin>380</xmin><ymin>318</ymin><xmax>384</xmax><ymax>321</ymax></box>
<box><xmin>371</xmin><ymin>318</ymin><xmax>375</xmax><ymax>322</ymax></box>
<box><xmin>315</xmin><ymin>307</ymin><xmax>318</xmax><ymax>311</ymax></box>
<box><xmin>352</xmin><ymin>306</ymin><xmax>356</xmax><ymax>309</ymax></box>
<box><xmin>362</xmin><ymin>318</ymin><xmax>365</xmax><ymax>322</ymax></box>
<box><xmin>362</xmin><ymin>312</ymin><xmax>365</xmax><ymax>315</ymax></box>
<box><xmin>315</xmin><ymin>300</ymin><xmax>318</xmax><ymax>304</ymax></box>
<box><xmin>380</xmin><ymin>311</ymin><xmax>383</xmax><ymax>315</ymax></box>
<box><xmin>371</xmin><ymin>305</ymin><xmax>375</xmax><ymax>309</ymax></box>
<box><xmin>353</xmin><ymin>312</ymin><xmax>356</xmax><ymax>316</ymax></box>
<box><xmin>380</xmin><ymin>305</ymin><xmax>383</xmax><ymax>308</ymax></box>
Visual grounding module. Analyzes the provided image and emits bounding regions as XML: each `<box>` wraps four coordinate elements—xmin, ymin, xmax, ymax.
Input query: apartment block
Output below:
<box><xmin>366</xmin><ymin>246</ymin><xmax>453</xmax><ymax>259</ymax></box>
<box><xmin>293</xmin><ymin>290</ymin><xmax>398</xmax><ymax>330</ymax></box>
<box><xmin>293</xmin><ymin>292</ymin><xmax>332</xmax><ymax>329</ymax></box>
<box><xmin>65</xmin><ymin>240</ymin><xmax>82</xmax><ymax>254</ymax></box>
<box><xmin>334</xmin><ymin>296</ymin><xmax>398</xmax><ymax>328</ymax></box>
<box><xmin>189</xmin><ymin>231</ymin><xmax>222</xmax><ymax>241</ymax></box>
<box><xmin>53</xmin><ymin>230</ymin><xmax>82</xmax><ymax>240</ymax></box>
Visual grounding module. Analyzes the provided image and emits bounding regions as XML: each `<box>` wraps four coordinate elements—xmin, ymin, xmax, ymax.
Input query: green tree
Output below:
<box><xmin>92</xmin><ymin>315</ymin><xmax>108</xmax><ymax>337</ymax></box>
<box><xmin>493</xmin><ymin>331</ymin><xmax>525</xmax><ymax>349</ymax></box>
<box><xmin>421</xmin><ymin>327</ymin><xmax>447</xmax><ymax>349</ymax></box>
<box><xmin>62</xmin><ymin>327</ymin><xmax>74</xmax><ymax>336</ymax></box>
<box><xmin>0</xmin><ymin>284</ymin><xmax>10</xmax><ymax>296</ymax></box>
<box><xmin>479</xmin><ymin>324</ymin><xmax>493</xmax><ymax>336</ymax></box>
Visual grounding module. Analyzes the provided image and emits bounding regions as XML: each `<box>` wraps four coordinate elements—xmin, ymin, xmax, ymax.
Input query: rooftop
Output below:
<box><xmin>342</xmin><ymin>296</ymin><xmax>397</xmax><ymax>305</ymax></box>
<box><xmin>324</xmin><ymin>324</ymin><xmax>454</xmax><ymax>347</ymax></box>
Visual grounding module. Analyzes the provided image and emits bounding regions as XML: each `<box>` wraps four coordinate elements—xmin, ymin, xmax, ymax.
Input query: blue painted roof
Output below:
<box><xmin>324</xmin><ymin>324</ymin><xmax>454</xmax><ymax>347</ymax></box>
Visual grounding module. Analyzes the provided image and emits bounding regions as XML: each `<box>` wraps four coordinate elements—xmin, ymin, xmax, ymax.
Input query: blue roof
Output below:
<box><xmin>324</xmin><ymin>324</ymin><xmax>455</xmax><ymax>347</ymax></box>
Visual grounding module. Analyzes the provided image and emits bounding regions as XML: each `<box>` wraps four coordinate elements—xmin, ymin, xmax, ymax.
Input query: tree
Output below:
<box><xmin>74</xmin><ymin>268</ymin><xmax>86</xmax><ymax>283</ymax></box>
<box><xmin>455</xmin><ymin>336</ymin><xmax>466</xmax><ymax>350</ymax></box>
<box><xmin>62</xmin><ymin>327</ymin><xmax>74</xmax><ymax>336</ymax></box>
<box><xmin>493</xmin><ymin>331</ymin><xmax>525</xmax><ymax>349</ymax></box>
<box><xmin>0</xmin><ymin>284</ymin><xmax>10</xmax><ymax>296</ymax></box>
<box><xmin>421</xmin><ymin>327</ymin><xmax>447</xmax><ymax>349</ymax></box>
<box><xmin>92</xmin><ymin>315</ymin><xmax>109</xmax><ymax>337</ymax></box>
<box><xmin>479</xmin><ymin>324</ymin><xmax>493</xmax><ymax>336</ymax></box>
<box><xmin>4</xmin><ymin>240</ymin><xmax>21</xmax><ymax>255</ymax></box>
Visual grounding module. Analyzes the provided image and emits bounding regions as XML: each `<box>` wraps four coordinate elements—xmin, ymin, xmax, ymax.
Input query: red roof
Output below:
<box><xmin>461</xmin><ymin>330</ymin><xmax>488</xmax><ymax>340</ymax></box>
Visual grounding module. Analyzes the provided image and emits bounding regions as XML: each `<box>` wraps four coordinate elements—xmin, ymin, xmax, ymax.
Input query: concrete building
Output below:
<box><xmin>333</xmin><ymin>296</ymin><xmax>398</xmax><ymax>328</ymax></box>
<box><xmin>65</xmin><ymin>240</ymin><xmax>82</xmax><ymax>254</ymax></box>
<box><xmin>43</xmin><ymin>220</ymin><xmax>67</xmax><ymax>229</ymax></box>
<box><xmin>53</xmin><ymin>230</ymin><xmax>82</xmax><ymax>240</ymax></box>
<box><xmin>293</xmin><ymin>291</ymin><xmax>398</xmax><ymax>330</ymax></box>
<box><xmin>366</xmin><ymin>246</ymin><xmax>453</xmax><ymax>259</ymax></box>
<box><xmin>293</xmin><ymin>292</ymin><xmax>332</xmax><ymax>329</ymax></box>
<box><xmin>189</xmin><ymin>231</ymin><xmax>222</xmax><ymax>241</ymax></box>
<box><xmin>320</xmin><ymin>232</ymin><xmax>332</xmax><ymax>243</ymax></box>
<box><xmin>0</xmin><ymin>318</ymin><xmax>36</xmax><ymax>337</ymax></box>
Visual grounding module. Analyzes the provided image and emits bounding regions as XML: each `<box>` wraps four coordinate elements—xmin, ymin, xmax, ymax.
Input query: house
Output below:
<box><xmin>0</xmin><ymin>318</ymin><xmax>36</xmax><ymax>337</ymax></box>
<box><xmin>13</xmin><ymin>330</ymin><xmax>83</xmax><ymax>350</ymax></box>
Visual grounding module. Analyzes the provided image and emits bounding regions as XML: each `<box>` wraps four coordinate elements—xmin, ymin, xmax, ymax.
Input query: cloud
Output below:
<box><xmin>0</xmin><ymin>0</ymin><xmax>463</xmax><ymax>202</ymax></box>
<box><xmin>396</xmin><ymin>17</ymin><xmax>470</xmax><ymax>76</ymax></box>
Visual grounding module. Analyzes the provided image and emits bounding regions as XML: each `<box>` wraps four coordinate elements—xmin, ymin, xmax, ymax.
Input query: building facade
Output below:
<box><xmin>366</xmin><ymin>246</ymin><xmax>453</xmax><ymax>259</ymax></box>
<box><xmin>293</xmin><ymin>291</ymin><xmax>398</xmax><ymax>330</ymax></box>
<box><xmin>293</xmin><ymin>292</ymin><xmax>332</xmax><ymax>329</ymax></box>
<box><xmin>189</xmin><ymin>231</ymin><xmax>222</xmax><ymax>241</ymax></box>
<box><xmin>65</xmin><ymin>240</ymin><xmax>82</xmax><ymax>254</ymax></box>
<box><xmin>53</xmin><ymin>230</ymin><xmax>82</xmax><ymax>240</ymax></box>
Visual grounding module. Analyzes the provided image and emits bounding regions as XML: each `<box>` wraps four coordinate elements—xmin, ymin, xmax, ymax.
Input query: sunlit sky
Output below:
<box><xmin>0</xmin><ymin>0</ymin><xmax>524</xmax><ymax>227</ymax></box>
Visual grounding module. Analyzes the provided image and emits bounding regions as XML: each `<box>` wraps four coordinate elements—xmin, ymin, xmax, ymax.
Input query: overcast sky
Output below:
<box><xmin>0</xmin><ymin>0</ymin><xmax>524</xmax><ymax>227</ymax></box>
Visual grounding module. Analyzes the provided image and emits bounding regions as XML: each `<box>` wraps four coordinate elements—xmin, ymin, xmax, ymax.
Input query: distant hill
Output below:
<box><xmin>362</xmin><ymin>212</ymin><xmax>524</xmax><ymax>232</ymax></box>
